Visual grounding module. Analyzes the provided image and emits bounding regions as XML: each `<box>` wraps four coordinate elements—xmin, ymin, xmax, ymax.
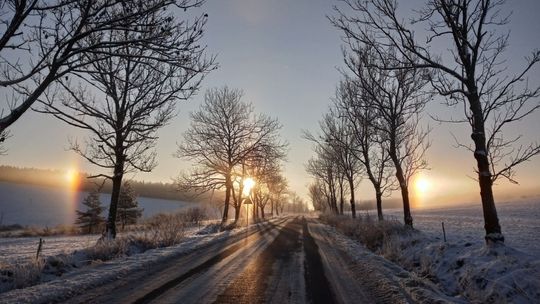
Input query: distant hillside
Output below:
<box><xmin>0</xmin><ymin>166</ymin><xmax>221</xmax><ymax>203</ymax></box>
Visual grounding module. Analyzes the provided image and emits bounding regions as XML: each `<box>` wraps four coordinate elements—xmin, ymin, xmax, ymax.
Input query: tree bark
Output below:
<box><xmin>375</xmin><ymin>188</ymin><xmax>383</xmax><ymax>221</ymax></box>
<box><xmin>469</xmin><ymin>92</ymin><xmax>503</xmax><ymax>243</ymax></box>
<box><xmin>395</xmin><ymin>168</ymin><xmax>412</xmax><ymax>227</ymax></box>
<box><xmin>234</xmin><ymin>204</ymin><xmax>241</xmax><ymax>225</ymax></box>
<box><xmin>105</xmin><ymin>160</ymin><xmax>124</xmax><ymax>239</ymax></box>
<box><xmin>339</xmin><ymin>180</ymin><xmax>344</xmax><ymax>215</ymax></box>
<box><xmin>221</xmin><ymin>174</ymin><xmax>231</xmax><ymax>226</ymax></box>
<box><xmin>0</xmin><ymin>66</ymin><xmax>59</xmax><ymax>133</ymax></box>
<box><xmin>253</xmin><ymin>200</ymin><xmax>258</xmax><ymax>221</ymax></box>
<box><xmin>388</xmin><ymin>129</ymin><xmax>413</xmax><ymax>227</ymax></box>
<box><xmin>348</xmin><ymin>177</ymin><xmax>356</xmax><ymax>219</ymax></box>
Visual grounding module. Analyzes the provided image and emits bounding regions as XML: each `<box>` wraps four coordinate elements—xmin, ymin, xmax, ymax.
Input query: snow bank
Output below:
<box><xmin>312</xmin><ymin>222</ymin><xmax>462</xmax><ymax>303</ymax></box>
<box><xmin>0</xmin><ymin>219</ymin><xmax>282</xmax><ymax>303</ymax></box>
<box><xmin>390</xmin><ymin>233</ymin><xmax>540</xmax><ymax>303</ymax></box>
<box><xmin>321</xmin><ymin>214</ymin><xmax>540</xmax><ymax>303</ymax></box>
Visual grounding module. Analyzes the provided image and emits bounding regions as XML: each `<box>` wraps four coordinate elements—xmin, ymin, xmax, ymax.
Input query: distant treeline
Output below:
<box><xmin>347</xmin><ymin>199</ymin><xmax>403</xmax><ymax>211</ymax></box>
<box><xmin>0</xmin><ymin>166</ymin><xmax>221</xmax><ymax>203</ymax></box>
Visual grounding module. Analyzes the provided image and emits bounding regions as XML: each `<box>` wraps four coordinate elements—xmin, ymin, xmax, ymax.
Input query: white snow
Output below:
<box><xmin>0</xmin><ymin>235</ymin><xmax>99</xmax><ymax>265</ymax></box>
<box><xmin>386</xmin><ymin>231</ymin><xmax>540</xmax><ymax>303</ymax></box>
<box><xmin>0</xmin><ymin>219</ymin><xmax>279</xmax><ymax>303</ymax></box>
<box><xmin>334</xmin><ymin>200</ymin><xmax>540</xmax><ymax>303</ymax></box>
<box><xmin>311</xmin><ymin>222</ymin><xmax>463</xmax><ymax>303</ymax></box>
<box><xmin>383</xmin><ymin>200</ymin><xmax>540</xmax><ymax>256</ymax></box>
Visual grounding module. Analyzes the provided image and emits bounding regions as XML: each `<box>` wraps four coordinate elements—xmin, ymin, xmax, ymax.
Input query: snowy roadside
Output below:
<box><xmin>320</xmin><ymin>214</ymin><xmax>540</xmax><ymax>303</ymax></box>
<box><xmin>389</xmin><ymin>231</ymin><xmax>540</xmax><ymax>303</ymax></box>
<box><xmin>310</xmin><ymin>221</ymin><xmax>463</xmax><ymax>304</ymax></box>
<box><xmin>0</xmin><ymin>222</ymin><xmax>220</xmax><ymax>265</ymax></box>
<box><xmin>0</xmin><ymin>217</ymin><xmax>286</xmax><ymax>304</ymax></box>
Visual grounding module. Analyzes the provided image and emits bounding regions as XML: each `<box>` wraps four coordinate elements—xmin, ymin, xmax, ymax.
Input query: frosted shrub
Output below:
<box><xmin>84</xmin><ymin>238</ymin><xmax>129</xmax><ymax>261</ymax></box>
<box><xmin>144</xmin><ymin>212</ymin><xmax>186</xmax><ymax>247</ymax></box>
<box><xmin>182</xmin><ymin>207</ymin><xmax>207</xmax><ymax>227</ymax></box>
<box><xmin>320</xmin><ymin>213</ymin><xmax>411</xmax><ymax>251</ymax></box>
<box><xmin>11</xmin><ymin>258</ymin><xmax>45</xmax><ymax>290</ymax></box>
<box><xmin>381</xmin><ymin>234</ymin><xmax>401</xmax><ymax>261</ymax></box>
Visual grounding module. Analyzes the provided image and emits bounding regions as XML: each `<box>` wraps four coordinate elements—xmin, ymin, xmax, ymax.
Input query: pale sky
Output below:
<box><xmin>2</xmin><ymin>0</ymin><xmax>540</xmax><ymax>207</ymax></box>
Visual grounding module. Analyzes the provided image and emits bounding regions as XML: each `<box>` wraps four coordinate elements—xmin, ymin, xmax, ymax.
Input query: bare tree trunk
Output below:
<box><xmin>348</xmin><ymin>177</ymin><xmax>356</xmax><ymax>219</ymax></box>
<box><xmin>339</xmin><ymin>179</ymin><xmax>344</xmax><ymax>215</ymax></box>
<box><xmin>375</xmin><ymin>188</ymin><xmax>383</xmax><ymax>221</ymax></box>
<box><xmin>331</xmin><ymin>192</ymin><xmax>338</xmax><ymax>214</ymax></box>
<box><xmin>329</xmin><ymin>178</ymin><xmax>338</xmax><ymax>214</ymax></box>
<box><xmin>260</xmin><ymin>205</ymin><xmax>265</xmax><ymax>219</ymax></box>
<box><xmin>253</xmin><ymin>200</ymin><xmax>258</xmax><ymax>221</ymax></box>
<box><xmin>325</xmin><ymin>193</ymin><xmax>332</xmax><ymax>211</ymax></box>
<box><xmin>270</xmin><ymin>200</ymin><xmax>274</xmax><ymax>217</ymax></box>
<box><xmin>222</xmin><ymin>175</ymin><xmax>231</xmax><ymax>226</ymax></box>
<box><xmin>399</xmin><ymin>182</ymin><xmax>412</xmax><ymax>227</ymax></box>
<box><xmin>392</xmin><ymin>160</ymin><xmax>412</xmax><ymax>227</ymax></box>
<box><xmin>234</xmin><ymin>205</ymin><xmax>241</xmax><ymax>224</ymax></box>
<box><xmin>388</xmin><ymin>131</ymin><xmax>413</xmax><ymax>227</ymax></box>
<box><xmin>469</xmin><ymin>93</ymin><xmax>503</xmax><ymax>243</ymax></box>
<box><xmin>106</xmin><ymin>160</ymin><xmax>124</xmax><ymax>239</ymax></box>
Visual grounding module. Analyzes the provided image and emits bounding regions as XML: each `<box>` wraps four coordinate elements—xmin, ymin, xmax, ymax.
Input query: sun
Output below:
<box><xmin>415</xmin><ymin>177</ymin><xmax>430</xmax><ymax>194</ymax></box>
<box><xmin>65</xmin><ymin>169</ymin><xmax>79</xmax><ymax>188</ymax></box>
<box><xmin>242</xmin><ymin>177</ymin><xmax>256</xmax><ymax>195</ymax></box>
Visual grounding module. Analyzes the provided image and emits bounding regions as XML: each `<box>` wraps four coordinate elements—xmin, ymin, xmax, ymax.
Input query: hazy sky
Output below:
<box><xmin>2</xmin><ymin>0</ymin><xmax>540</xmax><ymax>207</ymax></box>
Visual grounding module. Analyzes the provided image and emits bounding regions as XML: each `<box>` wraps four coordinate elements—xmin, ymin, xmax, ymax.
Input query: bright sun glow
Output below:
<box><xmin>415</xmin><ymin>177</ymin><xmax>431</xmax><ymax>194</ymax></box>
<box><xmin>243</xmin><ymin>177</ymin><xmax>256</xmax><ymax>195</ymax></box>
<box><xmin>65</xmin><ymin>169</ymin><xmax>79</xmax><ymax>188</ymax></box>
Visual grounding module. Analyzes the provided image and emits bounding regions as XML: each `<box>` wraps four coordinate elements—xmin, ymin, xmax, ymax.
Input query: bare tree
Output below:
<box><xmin>286</xmin><ymin>192</ymin><xmax>308</xmax><ymax>214</ymax></box>
<box><xmin>306</xmin><ymin>148</ymin><xmax>339</xmax><ymax>214</ymax></box>
<box><xmin>0</xmin><ymin>0</ymin><xmax>202</xmax><ymax>134</ymax></box>
<box><xmin>268</xmin><ymin>173</ymin><xmax>287</xmax><ymax>217</ymax></box>
<box><xmin>308</xmin><ymin>180</ymin><xmax>327</xmax><ymax>212</ymax></box>
<box><xmin>37</xmin><ymin>4</ymin><xmax>214</xmax><ymax>238</ymax></box>
<box><xmin>332</xmin><ymin>0</ymin><xmax>540</xmax><ymax>242</ymax></box>
<box><xmin>342</xmin><ymin>46</ymin><xmax>431</xmax><ymax>227</ymax></box>
<box><xmin>305</xmin><ymin>110</ymin><xmax>362</xmax><ymax>218</ymax></box>
<box><xmin>249</xmin><ymin>158</ymin><xmax>286</xmax><ymax>220</ymax></box>
<box><xmin>176</xmin><ymin>86</ymin><xmax>285</xmax><ymax>226</ymax></box>
<box><xmin>334</xmin><ymin>78</ymin><xmax>395</xmax><ymax>221</ymax></box>
<box><xmin>230</xmin><ymin>141</ymin><xmax>287</xmax><ymax>222</ymax></box>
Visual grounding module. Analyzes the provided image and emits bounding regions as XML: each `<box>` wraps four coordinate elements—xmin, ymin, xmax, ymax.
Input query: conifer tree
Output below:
<box><xmin>117</xmin><ymin>183</ymin><xmax>143</xmax><ymax>230</ymax></box>
<box><xmin>76</xmin><ymin>190</ymin><xmax>105</xmax><ymax>234</ymax></box>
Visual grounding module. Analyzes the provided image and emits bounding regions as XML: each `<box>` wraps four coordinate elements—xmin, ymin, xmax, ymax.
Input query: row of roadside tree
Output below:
<box><xmin>307</xmin><ymin>0</ymin><xmax>540</xmax><ymax>244</ymax></box>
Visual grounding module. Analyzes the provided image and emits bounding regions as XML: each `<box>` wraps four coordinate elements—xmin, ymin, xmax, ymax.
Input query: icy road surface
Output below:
<box><xmin>2</xmin><ymin>216</ymin><xmax>455</xmax><ymax>304</ymax></box>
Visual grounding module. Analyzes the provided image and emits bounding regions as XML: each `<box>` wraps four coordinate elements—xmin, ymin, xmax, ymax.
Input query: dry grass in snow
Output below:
<box><xmin>320</xmin><ymin>213</ymin><xmax>540</xmax><ymax>303</ymax></box>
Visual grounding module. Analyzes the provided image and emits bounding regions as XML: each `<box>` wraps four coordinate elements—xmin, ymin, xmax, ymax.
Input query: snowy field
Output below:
<box><xmin>2</xmin><ymin>200</ymin><xmax>538</xmax><ymax>266</ymax></box>
<box><xmin>0</xmin><ymin>219</ymin><xmax>285</xmax><ymax>303</ymax></box>
<box><xmin>0</xmin><ymin>182</ymin><xmax>197</xmax><ymax>227</ymax></box>
<box><xmin>0</xmin><ymin>234</ymin><xmax>101</xmax><ymax>265</ymax></box>
<box><xmin>0</xmin><ymin>223</ymin><xmax>222</xmax><ymax>266</ymax></box>
<box><xmin>382</xmin><ymin>200</ymin><xmax>540</xmax><ymax>257</ymax></box>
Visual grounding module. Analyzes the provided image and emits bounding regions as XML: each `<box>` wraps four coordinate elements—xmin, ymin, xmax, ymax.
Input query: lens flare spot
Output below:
<box><xmin>65</xmin><ymin>168</ymin><xmax>80</xmax><ymax>189</ymax></box>
<box><xmin>415</xmin><ymin>177</ymin><xmax>430</xmax><ymax>195</ymax></box>
<box><xmin>243</xmin><ymin>177</ymin><xmax>256</xmax><ymax>196</ymax></box>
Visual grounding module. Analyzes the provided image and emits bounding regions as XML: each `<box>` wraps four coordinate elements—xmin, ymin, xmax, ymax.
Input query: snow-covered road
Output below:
<box><xmin>1</xmin><ymin>216</ymin><xmax>457</xmax><ymax>303</ymax></box>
